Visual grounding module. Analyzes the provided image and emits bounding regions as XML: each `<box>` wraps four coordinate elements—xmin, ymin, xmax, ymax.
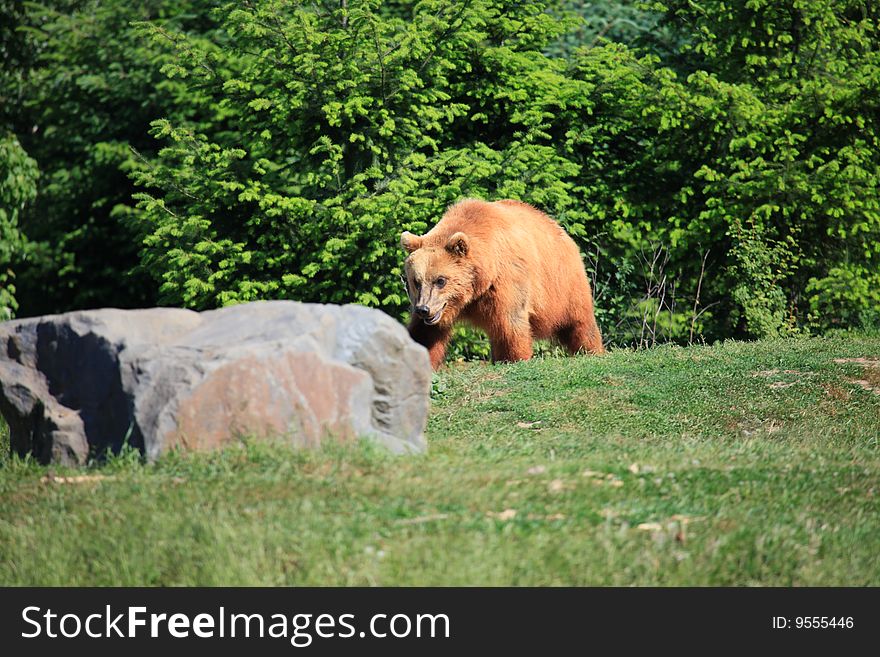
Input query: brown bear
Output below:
<box><xmin>401</xmin><ymin>198</ymin><xmax>604</xmax><ymax>370</ymax></box>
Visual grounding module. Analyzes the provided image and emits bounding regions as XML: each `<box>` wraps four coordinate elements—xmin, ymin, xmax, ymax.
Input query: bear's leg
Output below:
<box><xmin>408</xmin><ymin>320</ymin><xmax>453</xmax><ymax>370</ymax></box>
<box><xmin>558</xmin><ymin>316</ymin><xmax>605</xmax><ymax>355</ymax></box>
<box><xmin>488</xmin><ymin>325</ymin><xmax>533</xmax><ymax>363</ymax></box>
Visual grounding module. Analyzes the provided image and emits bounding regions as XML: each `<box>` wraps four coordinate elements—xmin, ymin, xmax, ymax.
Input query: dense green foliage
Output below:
<box><xmin>3</xmin><ymin>0</ymin><xmax>879</xmax><ymax>346</ymax></box>
<box><xmin>2</xmin><ymin>334</ymin><xmax>879</xmax><ymax>584</ymax></box>
<box><xmin>2</xmin><ymin>0</ymin><xmax>219</xmax><ymax>315</ymax></box>
<box><xmin>655</xmin><ymin>0</ymin><xmax>880</xmax><ymax>336</ymax></box>
<box><xmin>0</xmin><ymin>133</ymin><xmax>37</xmax><ymax>320</ymax></box>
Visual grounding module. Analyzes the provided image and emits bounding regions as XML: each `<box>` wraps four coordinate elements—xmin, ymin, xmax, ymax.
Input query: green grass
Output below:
<box><xmin>1</xmin><ymin>334</ymin><xmax>879</xmax><ymax>585</ymax></box>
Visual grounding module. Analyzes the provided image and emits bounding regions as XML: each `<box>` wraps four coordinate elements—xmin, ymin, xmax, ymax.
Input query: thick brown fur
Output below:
<box><xmin>401</xmin><ymin>199</ymin><xmax>604</xmax><ymax>370</ymax></box>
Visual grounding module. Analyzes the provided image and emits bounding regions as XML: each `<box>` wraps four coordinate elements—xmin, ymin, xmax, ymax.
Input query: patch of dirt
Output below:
<box><xmin>833</xmin><ymin>357</ymin><xmax>880</xmax><ymax>368</ymax></box>
<box><xmin>736</xmin><ymin>417</ymin><xmax>783</xmax><ymax>437</ymax></box>
<box><xmin>752</xmin><ymin>369</ymin><xmax>813</xmax><ymax>389</ymax></box>
<box><xmin>486</xmin><ymin>508</ymin><xmax>517</xmax><ymax>521</ymax></box>
<box><xmin>526</xmin><ymin>513</ymin><xmax>566</xmax><ymax>522</ymax></box>
<box><xmin>463</xmin><ymin>388</ymin><xmax>506</xmax><ymax>404</ymax></box>
<box><xmin>548</xmin><ymin>478</ymin><xmax>569</xmax><ymax>493</ymax></box>
<box><xmin>821</xmin><ymin>383</ymin><xmax>852</xmax><ymax>402</ymax></box>
<box><xmin>581</xmin><ymin>470</ymin><xmax>624</xmax><ymax>487</ymax></box>
<box><xmin>41</xmin><ymin>474</ymin><xmax>115</xmax><ymax>485</ymax></box>
<box><xmin>849</xmin><ymin>379</ymin><xmax>880</xmax><ymax>395</ymax></box>
<box><xmin>834</xmin><ymin>357</ymin><xmax>880</xmax><ymax>395</ymax></box>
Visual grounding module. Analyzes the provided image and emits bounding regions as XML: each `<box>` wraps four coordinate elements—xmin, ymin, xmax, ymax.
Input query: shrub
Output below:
<box><xmin>0</xmin><ymin>134</ymin><xmax>38</xmax><ymax>320</ymax></box>
<box><xmin>5</xmin><ymin>0</ymin><xmax>221</xmax><ymax>316</ymax></box>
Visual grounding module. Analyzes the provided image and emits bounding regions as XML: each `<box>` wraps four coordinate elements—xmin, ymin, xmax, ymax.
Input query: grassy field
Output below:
<box><xmin>1</xmin><ymin>333</ymin><xmax>878</xmax><ymax>585</ymax></box>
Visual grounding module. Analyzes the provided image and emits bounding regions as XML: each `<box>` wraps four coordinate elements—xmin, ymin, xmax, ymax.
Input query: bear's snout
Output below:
<box><xmin>414</xmin><ymin>303</ymin><xmax>446</xmax><ymax>325</ymax></box>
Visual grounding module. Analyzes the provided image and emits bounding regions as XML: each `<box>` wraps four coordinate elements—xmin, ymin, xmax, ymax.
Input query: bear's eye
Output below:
<box><xmin>435</xmin><ymin>277</ymin><xmax>447</xmax><ymax>289</ymax></box>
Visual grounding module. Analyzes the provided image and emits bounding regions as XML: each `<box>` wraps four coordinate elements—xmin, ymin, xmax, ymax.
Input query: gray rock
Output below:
<box><xmin>0</xmin><ymin>301</ymin><xmax>431</xmax><ymax>464</ymax></box>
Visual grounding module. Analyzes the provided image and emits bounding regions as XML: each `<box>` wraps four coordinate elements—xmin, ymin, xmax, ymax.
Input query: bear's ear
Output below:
<box><xmin>400</xmin><ymin>231</ymin><xmax>423</xmax><ymax>253</ymax></box>
<box><xmin>445</xmin><ymin>232</ymin><xmax>469</xmax><ymax>258</ymax></box>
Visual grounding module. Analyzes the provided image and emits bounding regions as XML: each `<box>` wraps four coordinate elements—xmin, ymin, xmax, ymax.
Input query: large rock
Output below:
<box><xmin>0</xmin><ymin>301</ymin><xmax>431</xmax><ymax>464</ymax></box>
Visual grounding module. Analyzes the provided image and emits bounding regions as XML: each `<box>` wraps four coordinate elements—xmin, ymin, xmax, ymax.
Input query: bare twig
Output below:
<box><xmin>636</xmin><ymin>243</ymin><xmax>670</xmax><ymax>349</ymax></box>
<box><xmin>689</xmin><ymin>249</ymin><xmax>710</xmax><ymax>345</ymax></box>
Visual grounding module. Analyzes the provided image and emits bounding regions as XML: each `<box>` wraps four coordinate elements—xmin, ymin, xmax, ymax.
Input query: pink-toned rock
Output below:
<box><xmin>0</xmin><ymin>302</ymin><xmax>431</xmax><ymax>464</ymax></box>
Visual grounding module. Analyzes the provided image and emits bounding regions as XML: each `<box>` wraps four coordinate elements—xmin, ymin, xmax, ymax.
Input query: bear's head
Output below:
<box><xmin>401</xmin><ymin>229</ymin><xmax>473</xmax><ymax>327</ymax></box>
